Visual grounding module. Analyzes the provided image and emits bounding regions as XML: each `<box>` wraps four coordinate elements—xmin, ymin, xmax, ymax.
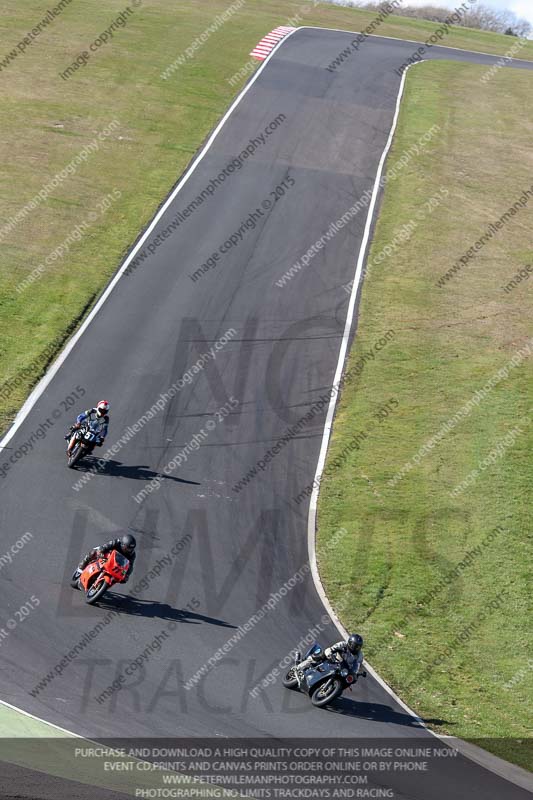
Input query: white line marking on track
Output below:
<box><xmin>0</xmin><ymin>29</ymin><xmax>298</xmax><ymax>458</ymax></box>
<box><xmin>0</xmin><ymin>698</ymin><xmax>81</xmax><ymax>736</ymax></box>
<box><xmin>305</xmin><ymin>59</ymin><xmax>432</xmax><ymax>728</ymax></box>
<box><xmin>303</xmin><ymin>23</ymin><xmax>533</xmax><ymax>64</ymax></box>
<box><xmin>0</xmin><ymin>22</ymin><xmax>303</xmax><ymax>740</ymax></box>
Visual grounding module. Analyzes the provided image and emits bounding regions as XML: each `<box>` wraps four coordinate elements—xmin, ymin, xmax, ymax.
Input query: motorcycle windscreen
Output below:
<box><xmin>303</xmin><ymin>642</ymin><xmax>323</xmax><ymax>659</ymax></box>
<box><xmin>105</xmin><ymin>550</ymin><xmax>130</xmax><ymax>581</ymax></box>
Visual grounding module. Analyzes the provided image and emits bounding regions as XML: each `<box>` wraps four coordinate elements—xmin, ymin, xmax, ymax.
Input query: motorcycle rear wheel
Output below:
<box><xmin>311</xmin><ymin>677</ymin><xmax>343</xmax><ymax>708</ymax></box>
<box><xmin>85</xmin><ymin>577</ymin><xmax>109</xmax><ymax>605</ymax></box>
<box><xmin>282</xmin><ymin>667</ymin><xmax>299</xmax><ymax>689</ymax></box>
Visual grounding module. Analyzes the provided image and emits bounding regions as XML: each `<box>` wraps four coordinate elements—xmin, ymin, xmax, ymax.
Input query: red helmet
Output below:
<box><xmin>96</xmin><ymin>400</ymin><xmax>110</xmax><ymax>417</ymax></box>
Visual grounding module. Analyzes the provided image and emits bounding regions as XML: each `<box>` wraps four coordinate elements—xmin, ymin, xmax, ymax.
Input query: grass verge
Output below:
<box><xmin>316</xmin><ymin>60</ymin><xmax>533</xmax><ymax>770</ymax></box>
<box><xmin>1</xmin><ymin>0</ymin><xmax>533</xmax><ymax>433</ymax></box>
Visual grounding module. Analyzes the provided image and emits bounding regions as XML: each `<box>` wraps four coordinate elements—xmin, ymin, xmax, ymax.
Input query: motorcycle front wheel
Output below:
<box><xmin>70</xmin><ymin>570</ymin><xmax>81</xmax><ymax>589</ymax></box>
<box><xmin>282</xmin><ymin>667</ymin><xmax>299</xmax><ymax>689</ymax></box>
<box><xmin>85</xmin><ymin>577</ymin><xmax>109</xmax><ymax>605</ymax></box>
<box><xmin>311</xmin><ymin>677</ymin><xmax>343</xmax><ymax>708</ymax></box>
<box><xmin>67</xmin><ymin>444</ymin><xmax>84</xmax><ymax>468</ymax></box>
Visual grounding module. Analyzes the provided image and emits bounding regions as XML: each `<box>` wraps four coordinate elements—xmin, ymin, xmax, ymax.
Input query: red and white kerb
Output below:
<box><xmin>250</xmin><ymin>26</ymin><xmax>296</xmax><ymax>61</ymax></box>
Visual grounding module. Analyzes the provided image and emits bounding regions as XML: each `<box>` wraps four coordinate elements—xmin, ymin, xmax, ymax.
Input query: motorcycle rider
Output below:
<box><xmin>66</xmin><ymin>400</ymin><xmax>110</xmax><ymax>455</ymax></box>
<box><xmin>73</xmin><ymin>533</ymin><xmax>137</xmax><ymax>584</ymax></box>
<box><xmin>296</xmin><ymin>633</ymin><xmax>364</xmax><ymax>676</ymax></box>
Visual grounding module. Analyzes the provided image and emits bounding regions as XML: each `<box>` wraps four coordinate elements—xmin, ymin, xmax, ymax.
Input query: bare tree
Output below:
<box><xmin>327</xmin><ymin>0</ymin><xmax>532</xmax><ymax>37</ymax></box>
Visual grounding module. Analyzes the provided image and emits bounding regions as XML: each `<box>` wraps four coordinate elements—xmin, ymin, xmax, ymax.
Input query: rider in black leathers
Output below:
<box><xmin>74</xmin><ymin>534</ymin><xmax>136</xmax><ymax>583</ymax></box>
<box><xmin>296</xmin><ymin>634</ymin><xmax>364</xmax><ymax>676</ymax></box>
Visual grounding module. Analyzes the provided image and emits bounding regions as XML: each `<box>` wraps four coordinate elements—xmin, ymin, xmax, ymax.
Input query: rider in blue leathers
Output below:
<box><xmin>66</xmin><ymin>400</ymin><xmax>109</xmax><ymax>455</ymax></box>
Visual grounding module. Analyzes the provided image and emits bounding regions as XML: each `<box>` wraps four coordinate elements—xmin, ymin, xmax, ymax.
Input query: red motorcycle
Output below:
<box><xmin>71</xmin><ymin>550</ymin><xmax>130</xmax><ymax>605</ymax></box>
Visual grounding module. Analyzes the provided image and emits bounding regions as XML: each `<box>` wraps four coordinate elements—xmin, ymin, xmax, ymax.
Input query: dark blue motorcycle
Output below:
<box><xmin>282</xmin><ymin>642</ymin><xmax>366</xmax><ymax>708</ymax></box>
<box><xmin>65</xmin><ymin>421</ymin><xmax>100</xmax><ymax>469</ymax></box>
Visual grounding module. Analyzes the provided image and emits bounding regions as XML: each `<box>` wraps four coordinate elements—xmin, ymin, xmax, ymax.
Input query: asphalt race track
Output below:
<box><xmin>1</xmin><ymin>27</ymin><xmax>533</xmax><ymax>798</ymax></box>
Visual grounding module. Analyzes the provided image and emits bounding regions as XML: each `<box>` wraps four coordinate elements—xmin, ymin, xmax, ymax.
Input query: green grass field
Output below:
<box><xmin>316</xmin><ymin>61</ymin><xmax>533</xmax><ymax>769</ymax></box>
<box><xmin>1</xmin><ymin>0</ymin><xmax>532</xmax><ymax>770</ymax></box>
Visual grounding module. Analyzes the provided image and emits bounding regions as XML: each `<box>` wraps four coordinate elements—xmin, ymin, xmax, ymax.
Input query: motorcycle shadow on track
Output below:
<box><xmin>95</xmin><ymin>595</ymin><xmax>236</xmax><ymax>629</ymax></box>
<box><xmin>75</xmin><ymin>458</ymin><xmax>201</xmax><ymax>486</ymax></box>
<box><xmin>322</xmin><ymin>695</ymin><xmax>453</xmax><ymax>729</ymax></box>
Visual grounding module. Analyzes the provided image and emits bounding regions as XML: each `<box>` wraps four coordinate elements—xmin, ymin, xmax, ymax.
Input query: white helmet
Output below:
<box><xmin>96</xmin><ymin>400</ymin><xmax>109</xmax><ymax>417</ymax></box>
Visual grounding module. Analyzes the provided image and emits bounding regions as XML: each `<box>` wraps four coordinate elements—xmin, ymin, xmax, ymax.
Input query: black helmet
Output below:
<box><xmin>120</xmin><ymin>533</ymin><xmax>136</xmax><ymax>555</ymax></box>
<box><xmin>347</xmin><ymin>633</ymin><xmax>363</xmax><ymax>655</ymax></box>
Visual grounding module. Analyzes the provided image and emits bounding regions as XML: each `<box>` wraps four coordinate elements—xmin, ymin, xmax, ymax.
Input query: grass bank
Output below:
<box><xmin>1</xmin><ymin>0</ymin><xmax>533</xmax><ymax>433</ymax></box>
<box><xmin>317</xmin><ymin>60</ymin><xmax>533</xmax><ymax>769</ymax></box>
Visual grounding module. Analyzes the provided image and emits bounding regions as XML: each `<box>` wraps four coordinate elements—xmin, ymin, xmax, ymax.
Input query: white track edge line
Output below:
<box><xmin>298</xmin><ymin>24</ymin><xmax>533</xmax><ymax>64</ymax></box>
<box><xmin>0</xmin><ymin>698</ymin><xmax>81</xmax><ymax>737</ymax></box>
<box><xmin>0</xmin><ymin>25</ymin><xmax>302</xmax><ymax>743</ymax></box>
<box><xmin>306</xmin><ymin>60</ymin><xmax>432</xmax><ymax>727</ymax></box>
<box><xmin>302</xmin><ymin>31</ymin><xmax>533</xmax><ymax>790</ymax></box>
<box><xmin>0</xmin><ymin>27</ymin><xmax>301</xmax><ymax>457</ymax></box>
<box><xmin>0</xmin><ymin>698</ymin><xmax>259</xmax><ymax>797</ymax></box>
